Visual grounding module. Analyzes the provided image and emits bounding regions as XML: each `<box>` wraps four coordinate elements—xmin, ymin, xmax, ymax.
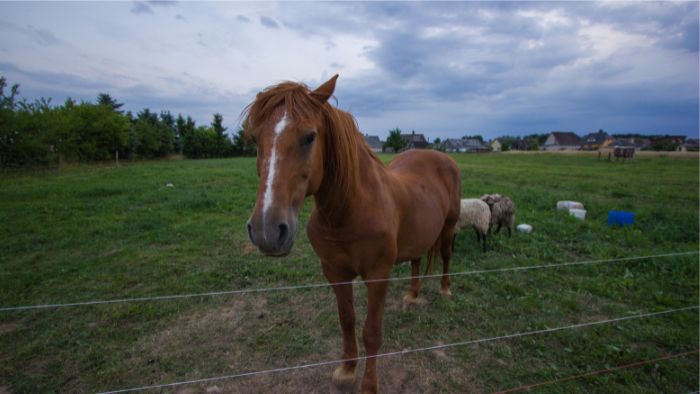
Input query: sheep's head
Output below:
<box><xmin>481</xmin><ymin>194</ymin><xmax>502</xmax><ymax>209</ymax></box>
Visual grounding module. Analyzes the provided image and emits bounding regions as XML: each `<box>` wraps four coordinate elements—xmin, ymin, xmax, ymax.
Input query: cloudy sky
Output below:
<box><xmin>1</xmin><ymin>1</ymin><xmax>698</xmax><ymax>140</ymax></box>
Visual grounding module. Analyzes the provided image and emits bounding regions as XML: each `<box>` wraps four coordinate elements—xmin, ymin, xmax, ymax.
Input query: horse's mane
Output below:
<box><xmin>242</xmin><ymin>81</ymin><xmax>380</xmax><ymax>218</ymax></box>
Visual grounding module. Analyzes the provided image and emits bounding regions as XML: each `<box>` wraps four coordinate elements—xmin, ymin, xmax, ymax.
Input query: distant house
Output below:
<box><xmin>490</xmin><ymin>139</ymin><xmax>502</xmax><ymax>152</ymax></box>
<box><xmin>657</xmin><ymin>135</ymin><xmax>687</xmax><ymax>145</ymax></box>
<box><xmin>610</xmin><ymin>137</ymin><xmax>651</xmax><ymax>151</ymax></box>
<box><xmin>462</xmin><ymin>138</ymin><xmax>490</xmax><ymax>153</ymax></box>
<box><xmin>363</xmin><ymin>134</ymin><xmax>383</xmax><ymax>152</ymax></box>
<box><xmin>400</xmin><ymin>131</ymin><xmax>429</xmax><ymax>150</ymax></box>
<box><xmin>646</xmin><ymin>135</ymin><xmax>686</xmax><ymax>151</ymax></box>
<box><xmin>511</xmin><ymin>139</ymin><xmax>530</xmax><ymax>151</ymax></box>
<box><xmin>677</xmin><ymin>138</ymin><xmax>699</xmax><ymax>152</ymax></box>
<box><xmin>543</xmin><ymin>132</ymin><xmax>581</xmax><ymax>151</ymax></box>
<box><xmin>581</xmin><ymin>130</ymin><xmax>614</xmax><ymax>151</ymax></box>
<box><xmin>441</xmin><ymin>139</ymin><xmax>467</xmax><ymax>153</ymax></box>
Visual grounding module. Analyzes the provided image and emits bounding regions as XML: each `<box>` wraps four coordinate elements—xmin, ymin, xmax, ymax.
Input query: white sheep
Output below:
<box><xmin>455</xmin><ymin>198</ymin><xmax>491</xmax><ymax>252</ymax></box>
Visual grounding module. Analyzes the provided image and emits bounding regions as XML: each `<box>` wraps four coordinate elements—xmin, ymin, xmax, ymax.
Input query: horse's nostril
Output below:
<box><xmin>278</xmin><ymin>223</ymin><xmax>289</xmax><ymax>244</ymax></box>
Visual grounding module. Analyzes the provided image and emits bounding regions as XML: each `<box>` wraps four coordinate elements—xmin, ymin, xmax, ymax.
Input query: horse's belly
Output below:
<box><xmin>394</xmin><ymin>216</ymin><xmax>444</xmax><ymax>262</ymax></box>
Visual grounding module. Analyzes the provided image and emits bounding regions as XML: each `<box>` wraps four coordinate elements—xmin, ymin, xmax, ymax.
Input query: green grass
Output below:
<box><xmin>0</xmin><ymin>152</ymin><xmax>698</xmax><ymax>393</ymax></box>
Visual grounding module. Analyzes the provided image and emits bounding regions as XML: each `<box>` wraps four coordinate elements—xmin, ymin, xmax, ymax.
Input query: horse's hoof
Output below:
<box><xmin>332</xmin><ymin>365</ymin><xmax>357</xmax><ymax>385</ymax></box>
<box><xmin>439</xmin><ymin>288</ymin><xmax>452</xmax><ymax>297</ymax></box>
<box><xmin>403</xmin><ymin>294</ymin><xmax>427</xmax><ymax>306</ymax></box>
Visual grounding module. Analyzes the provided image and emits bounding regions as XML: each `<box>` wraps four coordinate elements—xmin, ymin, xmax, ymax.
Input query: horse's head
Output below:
<box><xmin>244</xmin><ymin>75</ymin><xmax>338</xmax><ymax>256</ymax></box>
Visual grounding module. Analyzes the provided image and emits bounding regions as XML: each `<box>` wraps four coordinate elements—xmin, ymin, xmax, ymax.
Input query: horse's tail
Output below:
<box><xmin>424</xmin><ymin>234</ymin><xmax>442</xmax><ymax>275</ymax></box>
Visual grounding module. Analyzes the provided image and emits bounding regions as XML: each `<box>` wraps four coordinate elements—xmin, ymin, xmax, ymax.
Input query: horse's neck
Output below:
<box><xmin>312</xmin><ymin>134</ymin><xmax>383</xmax><ymax>227</ymax></box>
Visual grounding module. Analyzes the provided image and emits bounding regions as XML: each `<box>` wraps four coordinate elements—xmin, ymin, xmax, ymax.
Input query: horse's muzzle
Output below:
<box><xmin>246</xmin><ymin>217</ymin><xmax>296</xmax><ymax>256</ymax></box>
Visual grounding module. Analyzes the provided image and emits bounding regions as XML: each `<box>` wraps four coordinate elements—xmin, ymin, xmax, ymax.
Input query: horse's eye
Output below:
<box><xmin>302</xmin><ymin>132</ymin><xmax>316</xmax><ymax>146</ymax></box>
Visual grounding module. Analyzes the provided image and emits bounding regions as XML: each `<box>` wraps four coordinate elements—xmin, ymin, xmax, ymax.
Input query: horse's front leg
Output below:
<box><xmin>361</xmin><ymin>269</ymin><xmax>390</xmax><ymax>394</ymax></box>
<box><xmin>323</xmin><ymin>264</ymin><xmax>359</xmax><ymax>385</ymax></box>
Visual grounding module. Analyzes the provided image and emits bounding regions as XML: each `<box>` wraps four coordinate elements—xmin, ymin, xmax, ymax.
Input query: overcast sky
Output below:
<box><xmin>1</xmin><ymin>1</ymin><xmax>698</xmax><ymax>140</ymax></box>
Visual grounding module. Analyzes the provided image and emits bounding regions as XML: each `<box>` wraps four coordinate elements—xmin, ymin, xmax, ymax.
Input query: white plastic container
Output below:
<box><xmin>517</xmin><ymin>224</ymin><xmax>533</xmax><ymax>233</ymax></box>
<box><xmin>569</xmin><ymin>208</ymin><xmax>586</xmax><ymax>220</ymax></box>
<box><xmin>557</xmin><ymin>201</ymin><xmax>584</xmax><ymax>210</ymax></box>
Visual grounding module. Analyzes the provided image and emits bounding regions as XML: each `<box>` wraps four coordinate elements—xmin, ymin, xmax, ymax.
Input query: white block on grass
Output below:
<box><xmin>557</xmin><ymin>201</ymin><xmax>584</xmax><ymax>210</ymax></box>
<box><xmin>569</xmin><ymin>208</ymin><xmax>586</xmax><ymax>220</ymax></box>
<box><xmin>517</xmin><ymin>224</ymin><xmax>533</xmax><ymax>233</ymax></box>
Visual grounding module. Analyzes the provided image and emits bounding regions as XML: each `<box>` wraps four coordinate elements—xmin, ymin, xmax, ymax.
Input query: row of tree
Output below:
<box><xmin>0</xmin><ymin>77</ymin><xmax>255</xmax><ymax>167</ymax></box>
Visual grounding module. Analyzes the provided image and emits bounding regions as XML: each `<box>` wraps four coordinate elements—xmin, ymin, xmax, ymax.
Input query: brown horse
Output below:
<box><xmin>243</xmin><ymin>75</ymin><xmax>461</xmax><ymax>393</ymax></box>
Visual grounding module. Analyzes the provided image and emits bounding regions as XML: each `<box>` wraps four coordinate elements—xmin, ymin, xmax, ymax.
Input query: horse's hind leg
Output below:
<box><xmin>403</xmin><ymin>258</ymin><xmax>423</xmax><ymax>305</ymax></box>
<box><xmin>439</xmin><ymin>226</ymin><xmax>455</xmax><ymax>297</ymax></box>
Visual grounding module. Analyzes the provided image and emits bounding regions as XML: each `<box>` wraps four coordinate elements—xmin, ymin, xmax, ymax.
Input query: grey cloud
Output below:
<box><xmin>1</xmin><ymin>61</ymin><xmax>249</xmax><ymax>128</ymax></box>
<box><xmin>0</xmin><ymin>61</ymin><xmax>118</xmax><ymax>106</ymax></box>
<box><xmin>659</xmin><ymin>18</ymin><xmax>699</xmax><ymax>52</ymax></box>
<box><xmin>130</xmin><ymin>2</ymin><xmax>153</xmax><ymax>15</ymax></box>
<box><xmin>2</xmin><ymin>1</ymin><xmax>697</xmax><ymax>138</ymax></box>
<box><xmin>259</xmin><ymin>16</ymin><xmax>279</xmax><ymax>29</ymax></box>
<box><xmin>147</xmin><ymin>1</ymin><xmax>178</xmax><ymax>7</ymax></box>
<box><xmin>500</xmin><ymin>81</ymin><xmax>700</xmax><ymax>135</ymax></box>
<box><xmin>30</xmin><ymin>26</ymin><xmax>61</xmax><ymax>46</ymax></box>
<box><xmin>570</xmin><ymin>2</ymin><xmax>698</xmax><ymax>53</ymax></box>
<box><xmin>0</xmin><ymin>20</ymin><xmax>62</xmax><ymax>47</ymax></box>
<box><xmin>196</xmin><ymin>33</ymin><xmax>206</xmax><ymax>47</ymax></box>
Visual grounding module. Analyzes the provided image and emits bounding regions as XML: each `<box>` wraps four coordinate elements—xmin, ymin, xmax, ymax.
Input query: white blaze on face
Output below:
<box><xmin>262</xmin><ymin>111</ymin><xmax>289</xmax><ymax>217</ymax></box>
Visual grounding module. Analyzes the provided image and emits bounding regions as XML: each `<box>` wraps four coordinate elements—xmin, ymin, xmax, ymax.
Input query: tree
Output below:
<box><xmin>183</xmin><ymin>125</ymin><xmax>220</xmax><ymax>159</ymax></box>
<box><xmin>0</xmin><ymin>77</ymin><xmax>20</xmax><ymax>166</ymax></box>
<box><xmin>210</xmin><ymin>113</ymin><xmax>232</xmax><ymax>156</ymax></box>
<box><xmin>232</xmin><ymin>127</ymin><xmax>256</xmax><ymax>156</ymax></box>
<box><xmin>383</xmin><ymin>127</ymin><xmax>406</xmax><ymax>152</ymax></box>
<box><xmin>1</xmin><ymin>80</ymin><xmax>56</xmax><ymax>166</ymax></box>
<box><xmin>97</xmin><ymin>93</ymin><xmax>124</xmax><ymax>113</ymax></box>
<box><xmin>431</xmin><ymin>137</ymin><xmax>443</xmax><ymax>151</ymax></box>
<box><xmin>175</xmin><ymin>114</ymin><xmax>196</xmax><ymax>154</ymax></box>
<box><xmin>211</xmin><ymin>113</ymin><xmax>227</xmax><ymax>137</ymax></box>
<box><xmin>51</xmin><ymin>101</ymin><xmax>129</xmax><ymax>162</ymax></box>
<box><xmin>158</xmin><ymin>111</ymin><xmax>176</xmax><ymax>156</ymax></box>
<box><xmin>463</xmin><ymin>134</ymin><xmax>484</xmax><ymax>142</ymax></box>
<box><xmin>132</xmin><ymin>109</ymin><xmax>162</xmax><ymax>158</ymax></box>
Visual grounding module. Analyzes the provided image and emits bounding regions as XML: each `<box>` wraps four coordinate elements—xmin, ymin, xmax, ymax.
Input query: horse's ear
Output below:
<box><xmin>310</xmin><ymin>74</ymin><xmax>339</xmax><ymax>104</ymax></box>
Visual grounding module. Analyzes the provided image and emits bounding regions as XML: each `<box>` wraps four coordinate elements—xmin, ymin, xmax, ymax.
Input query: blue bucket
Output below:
<box><xmin>608</xmin><ymin>210</ymin><xmax>634</xmax><ymax>227</ymax></box>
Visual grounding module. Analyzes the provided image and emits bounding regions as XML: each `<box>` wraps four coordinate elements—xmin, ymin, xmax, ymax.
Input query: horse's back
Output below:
<box><xmin>388</xmin><ymin>150</ymin><xmax>461</xmax><ymax>213</ymax></box>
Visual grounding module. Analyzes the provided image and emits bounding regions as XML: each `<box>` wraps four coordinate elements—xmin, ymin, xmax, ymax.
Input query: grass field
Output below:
<box><xmin>1</xmin><ymin>152</ymin><xmax>698</xmax><ymax>393</ymax></box>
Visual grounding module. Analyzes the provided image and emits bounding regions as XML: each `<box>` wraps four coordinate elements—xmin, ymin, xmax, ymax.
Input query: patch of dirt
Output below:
<box><xmin>121</xmin><ymin>283</ymin><xmax>487</xmax><ymax>394</ymax></box>
<box><xmin>0</xmin><ymin>322</ymin><xmax>19</xmax><ymax>335</ymax></box>
<box><xmin>243</xmin><ymin>242</ymin><xmax>258</xmax><ymax>255</ymax></box>
<box><xmin>0</xmin><ymin>386</ymin><xmax>11</xmax><ymax>394</ymax></box>
<box><xmin>173</xmin><ymin>388</ymin><xmax>198</xmax><ymax>394</ymax></box>
<box><xmin>431</xmin><ymin>341</ymin><xmax>450</xmax><ymax>361</ymax></box>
